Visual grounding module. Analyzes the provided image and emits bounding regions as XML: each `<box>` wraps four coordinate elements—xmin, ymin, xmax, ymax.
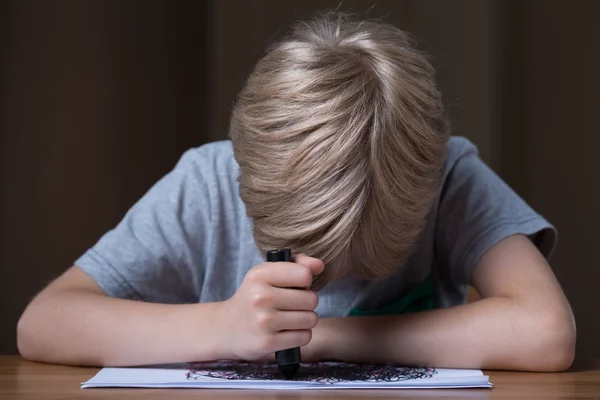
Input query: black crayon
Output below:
<box><xmin>266</xmin><ymin>248</ymin><xmax>301</xmax><ymax>379</ymax></box>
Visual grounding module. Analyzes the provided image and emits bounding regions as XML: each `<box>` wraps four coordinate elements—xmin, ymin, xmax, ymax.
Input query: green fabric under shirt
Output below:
<box><xmin>348</xmin><ymin>275</ymin><xmax>435</xmax><ymax>316</ymax></box>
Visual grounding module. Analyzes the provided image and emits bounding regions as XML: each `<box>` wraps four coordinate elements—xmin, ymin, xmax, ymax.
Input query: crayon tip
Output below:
<box><xmin>278</xmin><ymin>364</ymin><xmax>299</xmax><ymax>379</ymax></box>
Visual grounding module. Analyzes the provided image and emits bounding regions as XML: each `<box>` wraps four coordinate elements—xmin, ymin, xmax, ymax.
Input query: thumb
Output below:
<box><xmin>293</xmin><ymin>253</ymin><xmax>325</xmax><ymax>276</ymax></box>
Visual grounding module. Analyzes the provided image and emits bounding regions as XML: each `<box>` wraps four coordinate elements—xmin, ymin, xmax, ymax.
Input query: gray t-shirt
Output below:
<box><xmin>75</xmin><ymin>136</ymin><xmax>556</xmax><ymax>317</ymax></box>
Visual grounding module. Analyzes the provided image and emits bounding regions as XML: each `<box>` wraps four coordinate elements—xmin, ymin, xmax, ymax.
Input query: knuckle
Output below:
<box><xmin>250</xmin><ymin>289</ymin><xmax>272</xmax><ymax>309</ymax></box>
<box><xmin>246</xmin><ymin>265</ymin><xmax>265</xmax><ymax>283</ymax></box>
<box><xmin>256</xmin><ymin>311</ymin><xmax>275</xmax><ymax>330</ymax></box>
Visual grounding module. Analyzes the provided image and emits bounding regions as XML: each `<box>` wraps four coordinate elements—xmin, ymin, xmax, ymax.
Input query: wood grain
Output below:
<box><xmin>1</xmin><ymin>356</ymin><xmax>599</xmax><ymax>399</ymax></box>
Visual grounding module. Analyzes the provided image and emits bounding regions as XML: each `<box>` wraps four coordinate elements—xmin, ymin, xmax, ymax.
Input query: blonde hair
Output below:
<box><xmin>229</xmin><ymin>12</ymin><xmax>449</xmax><ymax>289</ymax></box>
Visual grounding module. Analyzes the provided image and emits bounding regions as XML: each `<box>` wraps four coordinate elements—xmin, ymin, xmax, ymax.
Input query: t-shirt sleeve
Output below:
<box><xmin>74</xmin><ymin>148</ymin><xmax>212</xmax><ymax>304</ymax></box>
<box><xmin>436</xmin><ymin>139</ymin><xmax>557</xmax><ymax>287</ymax></box>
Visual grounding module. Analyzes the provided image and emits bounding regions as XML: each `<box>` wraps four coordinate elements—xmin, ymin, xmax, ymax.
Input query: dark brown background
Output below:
<box><xmin>1</xmin><ymin>0</ymin><xmax>598</xmax><ymax>361</ymax></box>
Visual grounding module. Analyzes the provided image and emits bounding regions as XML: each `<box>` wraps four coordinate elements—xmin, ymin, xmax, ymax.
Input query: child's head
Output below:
<box><xmin>230</xmin><ymin>12</ymin><xmax>449</xmax><ymax>288</ymax></box>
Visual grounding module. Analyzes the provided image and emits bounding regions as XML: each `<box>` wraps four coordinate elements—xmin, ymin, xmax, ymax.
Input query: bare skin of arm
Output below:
<box><xmin>17</xmin><ymin>256</ymin><xmax>324</xmax><ymax>367</ymax></box>
<box><xmin>17</xmin><ymin>267</ymin><xmax>225</xmax><ymax>366</ymax></box>
<box><xmin>306</xmin><ymin>235</ymin><xmax>576</xmax><ymax>372</ymax></box>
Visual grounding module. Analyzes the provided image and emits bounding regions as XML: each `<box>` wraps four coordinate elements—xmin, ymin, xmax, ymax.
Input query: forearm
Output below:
<box><xmin>17</xmin><ymin>289</ymin><xmax>226</xmax><ymax>367</ymax></box>
<box><xmin>319</xmin><ymin>297</ymin><xmax>575</xmax><ymax>371</ymax></box>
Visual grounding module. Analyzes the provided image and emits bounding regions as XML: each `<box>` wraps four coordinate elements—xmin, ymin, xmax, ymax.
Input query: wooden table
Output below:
<box><xmin>1</xmin><ymin>356</ymin><xmax>599</xmax><ymax>399</ymax></box>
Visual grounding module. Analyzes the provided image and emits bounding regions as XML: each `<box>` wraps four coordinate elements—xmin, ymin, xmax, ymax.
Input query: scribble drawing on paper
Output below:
<box><xmin>185</xmin><ymin>362</ymin><xmax>437</xmax><ymax>383</ymax></box>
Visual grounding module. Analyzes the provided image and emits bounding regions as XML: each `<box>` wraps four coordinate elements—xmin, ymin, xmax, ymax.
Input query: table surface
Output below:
<box><xmin>1</xmin><ymin>356</ymin><xmax>599</xmax><ymax>399</ymax></box>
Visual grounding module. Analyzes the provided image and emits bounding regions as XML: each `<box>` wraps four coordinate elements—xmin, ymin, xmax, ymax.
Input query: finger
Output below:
<box><xmin>256</xmin><ymin>262</ymin><xmax>315</xmax><ymax>289</ymax></box>
<box><xmin>270</xmin><ymin>310</ymin><xmax>318</xmax><ymax>332</ymax></box>
<box><xmin>273</xmin><ymin>329</ymin><xmax>313</xmax><ymax>351</ymax></box>
<box><xmin>272</xmin><ymin>287</ymin><xmax>319</xmax><ymax>311</ymax></box>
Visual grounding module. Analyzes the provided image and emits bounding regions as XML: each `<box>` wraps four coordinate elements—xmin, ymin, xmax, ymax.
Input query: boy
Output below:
<box><xmin>17</xmin><ymin>12</ymin><xmax>575</xmax><ymax>371</ymax></box>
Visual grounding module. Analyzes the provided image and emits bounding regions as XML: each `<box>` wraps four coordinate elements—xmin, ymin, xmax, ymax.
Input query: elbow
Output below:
<box><xmin>546</xmin><ymin>315</ymin><xmax>577</xmax><ymax>372</ymax></box>
<box><xmin>17</xmin><ymin>301</ymin><xmax>50</xmax><ymax>363</ymax></box>
<box><xmin>16</xmin><ymin>307</ymin><xmax>38</xmax><ymax>361</ymax></box>
<box><xmin>526</xmin><ymin>309</ymin><xmax>576</xmax><ymax>372</ymax></box>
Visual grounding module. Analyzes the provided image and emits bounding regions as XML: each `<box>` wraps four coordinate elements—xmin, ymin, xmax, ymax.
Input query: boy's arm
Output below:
<box><xmin>311</xmin><ymin>234</ymin><xmax>576</xmax><ymax>371</ymax></box>
<box><xmin>18</xmin><ymin>255</ymin><xmax>324</xmax><ymax>367</ymax></box>
<box><xmin>17</xmin><ymin>266</ymin><xmax>226</xmax><ymax>366</ymax></box>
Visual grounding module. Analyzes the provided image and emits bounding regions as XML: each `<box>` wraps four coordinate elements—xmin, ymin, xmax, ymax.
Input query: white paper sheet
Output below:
<box><xmin>81</xmin><ymin>361</ymin><xmax>492</xmax><ymax>389</ymax></box>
